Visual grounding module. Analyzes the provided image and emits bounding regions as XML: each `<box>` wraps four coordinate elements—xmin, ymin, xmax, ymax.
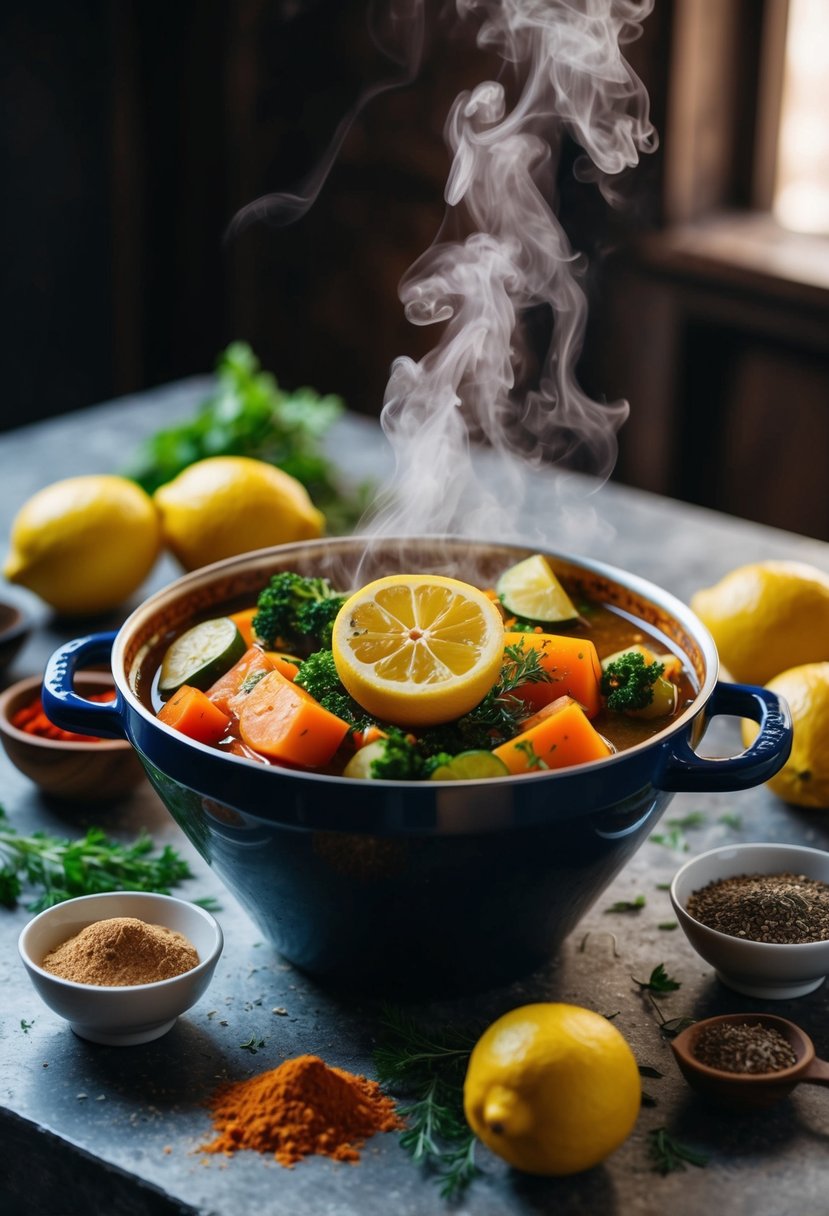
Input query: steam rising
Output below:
<box><xmin>367</xmin><ymin>0</ymin><xmax>656</xmax><ymax>542</ymax></box>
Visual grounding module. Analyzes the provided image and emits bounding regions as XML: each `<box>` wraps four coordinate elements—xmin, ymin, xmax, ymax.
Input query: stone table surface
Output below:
<box><xmin>2</xmin><ymin>379</ymin><xmax>829</xmax><ymax>1216</ymax></box>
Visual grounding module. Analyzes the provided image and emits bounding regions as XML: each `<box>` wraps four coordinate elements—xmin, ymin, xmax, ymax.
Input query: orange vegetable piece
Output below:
<box><xmin>493</xmin><ymin>695</ymin><xmax>612</xmax><ymax>774</ymax></box>
<box><xmin>229</xmin><ymin>607</ymin><xmax>260</xmax><ymax>647</ymax></box>
<box><xmin>158</xmin><ymin>685</ymin><xmax>232</xmax><ymax>745</ymax></box>
<box><xmin>206</xmin><ymin>646</ymin><xmax>276</xmax><ymax>715</ymax></box>
<box><xmin>504</xmin><ymin>631</ymin><xmax>602</xmax><ymax>717</ymax></box>
<box><xmin>264</xmin><ymin>652</ymin><xmax>301</xmax><ymax>681</ymax></box>
<box><xmin>238</xmin><ymin>669</ymin><xmax>350</xmax><ymax>768</ymax></box>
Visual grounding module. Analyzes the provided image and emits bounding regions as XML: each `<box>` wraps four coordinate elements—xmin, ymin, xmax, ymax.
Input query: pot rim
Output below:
<box><xmin>109</xmin><ymin>534</ymin><xmax>719</xmax><ymax>786</ymax></box>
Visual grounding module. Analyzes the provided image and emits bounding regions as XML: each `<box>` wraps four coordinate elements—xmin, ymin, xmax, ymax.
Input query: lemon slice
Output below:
<box><xmin>159</xmin><ymin>618</ymin><xmax>246</xmax><ymax>695</ymax></box>
<box><xmin>331</xmin><ymin>574</ymin><xmax>505</xmax><ymax>727</ymax></box>
<box><xmin>497</xmin><ymin>554</ymin><xmax>577</xmax><ymax>623</ymax></box>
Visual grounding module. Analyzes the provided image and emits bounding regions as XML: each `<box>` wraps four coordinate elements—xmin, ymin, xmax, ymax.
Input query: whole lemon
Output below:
<box><xmin>742</xmin><ymin>662</ymin><xmax>829</xmax><ymax>808</ymax></box>
<box><xmin>691</xmin><ymin>560</ymin><xmax>829</xmax><ymax>686</ymax></box>
<box><xmin>3</xmin><ymin>474</ymin><xmax>161</xmax><ymax>616</ymax></box>
<box><xmin>153</xmin><ymin>456</ymin><xmax>324</xmax><ymax>572</ymax></box>
<box><xmin>463</xmin><ymin>1002</ymin><xmax>640</xmax><ymax>1176</ymax></box>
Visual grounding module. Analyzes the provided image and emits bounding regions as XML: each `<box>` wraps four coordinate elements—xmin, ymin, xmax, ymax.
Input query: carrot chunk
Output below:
<box><xmin>238</xmin><ymin>669</ymin><xmax>349</xmax><ymax>767</ymax></box>
<box><xmin>504</xmin><ymin>631</ymin><xmax>602</xmax><ymax>717</ymax></box>
<box><xmin>264</xmin><ymin>652</ymin><xmax>301</xmax><ymax>681</ymax></box>
<box><xmin>158</xmin><ymin>685</ymin><xmax>232</xmax><ymax>745</ymax></box>
<box><xmin>493</xmin><ymin>695</ymin><xmax>612</xmax><ymax>774</ymax></box>
<box><xmin>206</xmin><ymin>646</ymin><xmax>276</xmax><ymax>715</ymax></box>
<box><xmin>229</xmin><ymin>607</ymin><xmax>260</xmax><ymax>647</ymax></box>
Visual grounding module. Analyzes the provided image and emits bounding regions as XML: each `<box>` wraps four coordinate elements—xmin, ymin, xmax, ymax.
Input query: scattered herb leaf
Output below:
<box><xmin>655</xmin><ymin>882</ymin><xmax>671</xmax><ymax>891</ymax></box>
<box><xmin>638</xmin><ymin>1065</ymin><xmax>665</xmax><ymax>1079</ymax></box>
<box><xmin>374</xmin><ymin>1005</ymin><xmax>479</xmax><ymax>1200</ymax></box>
<box><xmin>650</xmin><ymin>812</ymin><xmax>707</xmax><ymax>852</ymax></box>
<box><xmin>648</xmin><ymin>1127</ymin><xmax>709</xmax><ymax>1175</ymax></box>
<box><xmin>658</xmin><ymin>921</ymin><xmax>679</xmax><ymax>931</ymax></box>
<box><xmin>633</xmin><ymin>964</ymin><xmax>681</xmax><ymax>994</ymax></box>
<box><xmin>604</xmin><ymin>895</ymin><xmax>646</xmax><ymax>914</ymax></box>
<box><xmin>718</xmin><ymin>812</ymin><xmax>743</xmax><ymax>830</ymax></box>
<box><xmin>659</xmin><ymin>1016</ymin><xmax>697</xmax><ymax>1039</ymax></box>
<box><xmin>239</xmin><ymin>1038</ymin><xmax>265</xmax><ymax>1054</ymax></box>
<box><xmin>641</xmin><ymin>1092</ymin><xmax>658</xmax><ymax>1108</ymax></box>
<box><xmin>20</xmin><ymin>1019</ymin><xmax>33</xmax><ymax>1033</ymax></box>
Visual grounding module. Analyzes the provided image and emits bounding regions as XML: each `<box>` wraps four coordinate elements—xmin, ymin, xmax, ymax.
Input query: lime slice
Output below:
<box><xmin>159</xmin><ymin>617</ymin><xmax>246</xmax><ymax>695</ymax></box>
<box><xmin>497</xmin><ymin>555</ymin><xmax>577</xmax><ymax>622</ymax></box>
<box><xmin>429</xmin><ymin>750</ymin><xmax>510</xmax><ymax>781</ymax></box>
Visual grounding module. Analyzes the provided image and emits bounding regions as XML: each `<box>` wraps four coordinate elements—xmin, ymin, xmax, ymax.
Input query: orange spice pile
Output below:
<box><xmin>201</xmin><ymin>1054</ymin><xmax>403</xmax><ymax>1166</ymax></box>
<box><xmin>13</xmin><ymin>690</ymin><xmax>115</xmax><ymax>741</ymax></box>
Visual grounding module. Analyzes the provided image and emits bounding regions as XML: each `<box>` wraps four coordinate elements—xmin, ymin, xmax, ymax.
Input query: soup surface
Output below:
<box><xmin>140</xmin><ymin>560</ymin><xmax>697</xmax><ymax>781</ymax></box>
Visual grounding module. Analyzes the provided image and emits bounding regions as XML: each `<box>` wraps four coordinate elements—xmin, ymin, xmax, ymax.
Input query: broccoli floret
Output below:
<box><xmin>365</xmin><ymin>733</ymin><xmax>427</xmax><ymax>780</ymax></box>
<box><xmin>601</xmin><ymin>652</ymin><xmax>665</xmax><ymax>713</ymax></box>
<box><xmin>294</xmin><ymin>649</ymin><xmax>376</xmax><ymax>733</ymax></box>
<box><xmin>253</xmin><ymin>572</ymin><xmax>347</xmax><ymax>650</ymax></box>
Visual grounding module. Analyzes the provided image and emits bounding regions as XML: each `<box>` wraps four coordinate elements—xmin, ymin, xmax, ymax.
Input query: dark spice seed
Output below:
<box><xmin>686</xmin><ymin>872</ymin><xmax>829</xmax><ymax>944</ymax></box>
<box><xmin>692</xmin><ymin>1022</ymin><xmax>797</xmax><ymax>1074</ymax></box>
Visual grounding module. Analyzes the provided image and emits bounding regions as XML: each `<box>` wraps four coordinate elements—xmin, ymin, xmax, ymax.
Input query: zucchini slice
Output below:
<box><xmin>158</xmin><ymin>617</ymin><xmax>246</xmax><ymax>695</ymax></box>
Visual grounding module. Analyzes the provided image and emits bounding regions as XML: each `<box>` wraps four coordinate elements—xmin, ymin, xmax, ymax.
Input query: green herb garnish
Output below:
<box><xmin>605</xmin><ymin>895</ymin><xmax>646</xmax><ymax>914</ymax></box>
<box><xmin>648</xmin><ymin>1127</ymin><xmax>709</xmax><ymax>1175</ymax></box>
<box><xmin>650</xmin><ymin>812</ymin><xmax>706</xmax><ymax>852</ymax></box>
<box><xmin>0</xmin><ymin>807</ymin><xmax>218</xmax><ymax>912</ymax></box>
<box><xmin>374</xmin><ymin>1006</ymin><xmax>479</xmax><ymax>1200</ymax></box>
<box><xmin>633</xmin><ymin>963</ymin><xmax>681</xmax><ymax>994</ymax></box>
<box><xmin>239</xmin><ymin>1038</ymin><xmax>265</xmax><ymax>1054</ymax></box>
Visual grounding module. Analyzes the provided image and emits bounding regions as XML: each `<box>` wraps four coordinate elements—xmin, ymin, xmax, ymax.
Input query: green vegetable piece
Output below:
<box><xmin>496</xmin><ymin>553</ymin><xmax>577</xmax><ymax>623</ymax></box>
<box><xmin>343</xmin><ymin>740</ymin><xmax>388</xmax><ymax>780</ymax></box>
<box><xmin>158</xmin><ymin>617</ymin><xmax>246</xmax><ymax>695</ymax></box>
<box><xmin>600</xmin><ymin>648</ymin><xmax>674</xmax><ymax>716</ymax></box>
<box><xmin>429</xmin><ymin>751</ymin><xmax>510</xmax><ymax>781</ymax></box>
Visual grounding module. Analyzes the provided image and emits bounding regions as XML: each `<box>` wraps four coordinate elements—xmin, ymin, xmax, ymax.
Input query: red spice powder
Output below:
<box><xmin>12</xmin><ymin>690</ymin><xmax>115</xmax><ymax>742</ymax></box>
<box><xmin>200</xmin><ymin>1054</ymin><xmax>403</xmax><ymax>1167</ymax></box>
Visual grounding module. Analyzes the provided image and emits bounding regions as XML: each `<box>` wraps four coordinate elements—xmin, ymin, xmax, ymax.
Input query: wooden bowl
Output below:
<box><xmin>0</xmin><ymin>672</ymin><xmax>146</xmax><ymax>802</ymax></box>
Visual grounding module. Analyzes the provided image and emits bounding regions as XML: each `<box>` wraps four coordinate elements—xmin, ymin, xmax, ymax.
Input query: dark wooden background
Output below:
<box><xmin>2</xmin><ymin>0</ymin><xmax>827</xmax><ymax>539</ymax></box>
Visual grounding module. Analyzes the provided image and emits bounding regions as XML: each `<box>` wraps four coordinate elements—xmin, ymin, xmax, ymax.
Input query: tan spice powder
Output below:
<box><xmin>41</xmin><ymin>916</ymin><xmax>199</xmax><ymax>986</ymax></box>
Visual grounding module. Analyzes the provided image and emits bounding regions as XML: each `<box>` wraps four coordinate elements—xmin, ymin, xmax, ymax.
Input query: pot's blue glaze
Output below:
<box><xmin>40</xmin><ymin>538</ymin><xmax>793</xmax><ymax>994</ymax></box>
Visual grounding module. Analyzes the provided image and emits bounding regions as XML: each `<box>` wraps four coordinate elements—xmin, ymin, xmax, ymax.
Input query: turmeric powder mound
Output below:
<box><xmin>201</xmin><ymin>1054</ymin><xmax>403</xmax><ymax>1166</ymax></box>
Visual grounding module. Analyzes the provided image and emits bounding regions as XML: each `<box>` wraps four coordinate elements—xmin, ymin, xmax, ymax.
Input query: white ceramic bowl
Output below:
<box><xmin>18</xmin><ymin>891</ymin><xmax>223</xmax><ymax>1045</ymax></box>
<box><xmin>671</xmin><ymin>843</ymin><xmax>829</xmax><ymax>999</ymax></box>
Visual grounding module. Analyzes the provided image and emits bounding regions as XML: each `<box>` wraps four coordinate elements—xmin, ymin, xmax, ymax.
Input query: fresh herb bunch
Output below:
<box><xmin>374</xmin><ymin>1005</ymin><xmax>480</xmax><ymax>1200</ymax></box>
<box><xmin>294</xmin><ymin>649</ymin><xmax>375</xmax><ymax>731</ymax></box>
<box><xmin>0</xmin><ymin>807</ymin><xmax>217</xmax><ymax>912</ymax></box>
<box><xmin>123</xmin><ymin>342</ymin><xmax>370</xmax><ymax>532</ymax></box>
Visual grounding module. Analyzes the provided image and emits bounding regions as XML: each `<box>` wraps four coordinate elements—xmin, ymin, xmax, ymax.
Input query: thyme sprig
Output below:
<box><xmin>374</xmin><ymin>1006</ymin><xmax>480</xmax><ymax>1200</ymax></box>
<box><xmin>648</xmin><ymin>1127</ymin><xmax>709</xmax><ymax>1175</ymax></box>
<box><xmin>0</xmin><ymin>807</ymin><xmax>219</xmax><ymax>912</ymax></box>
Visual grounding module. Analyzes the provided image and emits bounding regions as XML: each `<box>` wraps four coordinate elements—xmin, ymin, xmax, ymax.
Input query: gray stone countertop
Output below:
<box><xmin>2</xmin><ymin>379</ymin><xmax>829</xmax><ymax>1216</ymax></box>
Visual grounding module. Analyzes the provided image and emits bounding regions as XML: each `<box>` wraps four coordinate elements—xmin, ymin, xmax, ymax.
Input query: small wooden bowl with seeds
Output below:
<box><xmin>671</xmin><ymin>1013</ymin><xmax>829</xmax><ymax>1110</ymax></box>
<box><xmin>671</xmin><ymin>843</ymin><xmax>829</xmax><ymax>999</ymax></box>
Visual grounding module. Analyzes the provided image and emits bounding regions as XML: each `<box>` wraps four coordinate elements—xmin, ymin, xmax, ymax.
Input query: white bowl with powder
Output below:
<box><xmin>671</xmin><ymin>843</ymin><xmax>829</xmax><ymax>999</ymax></box>
<box><xmin>18</xmin><ymin>891</ymin><xmax>223</xmax><ymax>1045</ymax></box>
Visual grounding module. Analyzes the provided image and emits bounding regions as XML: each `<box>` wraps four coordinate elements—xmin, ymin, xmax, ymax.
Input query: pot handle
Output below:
<box><xmin>41</xmin><ymin>632</ymin><xmax>126</xmax><ymax>740</ymax></box>
<box><xmin>654</xmin><ymin>682</ymin><xmax>792</xmax><ymax>792</ymax></box>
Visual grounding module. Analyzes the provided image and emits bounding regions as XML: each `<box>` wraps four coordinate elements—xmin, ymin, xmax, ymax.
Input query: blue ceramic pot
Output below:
<box><xmin>42</xmin><ymin>538</ymin><xmax>791</xmax><ymax>994</ymax></box>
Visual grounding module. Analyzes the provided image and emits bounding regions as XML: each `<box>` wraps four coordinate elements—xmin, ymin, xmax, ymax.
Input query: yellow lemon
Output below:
<box><xmin>690</xmin><ymin>560</ymin><xmax>829</xmax><ymax>686</ymax></box>
<box><xmin>742</xmin><ymin>662</ymin><xmax>829</xmax><ymax>808</ymax></box>
<box><xmin>3</xmin><ymin>474</ymin><xmax>161</xmax><ymax>616</ymax></box>
<box><xmin>331</xmin><ymin>574</ymin><xmax>504</xmax><ymax>727</ymax></box>
<box><xmin>153</xmin><ymin>456</ymin><xmax>324</xmax><ymax>572</ymax></box>
<box><xmin>463</xmin><ymin>1003</ymin><xmax>640</xmax><ymax>1176</ymax></box>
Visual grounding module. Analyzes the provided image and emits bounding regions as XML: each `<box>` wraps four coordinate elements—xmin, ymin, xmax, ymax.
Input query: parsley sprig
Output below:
<box><xmin>374</xmin><ymin>1006</ymin><xmax>479</xmax><ymax>1200</ymax></box>
<box><xmin>0</xmin><ymin>808</ymin><xmax>218</xmax><ymax>912</ymax></box>
<box><xmin>648</xmin><ymin>1127</ymin><xmax>709</xmax><ymax>1175</ymax></box>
